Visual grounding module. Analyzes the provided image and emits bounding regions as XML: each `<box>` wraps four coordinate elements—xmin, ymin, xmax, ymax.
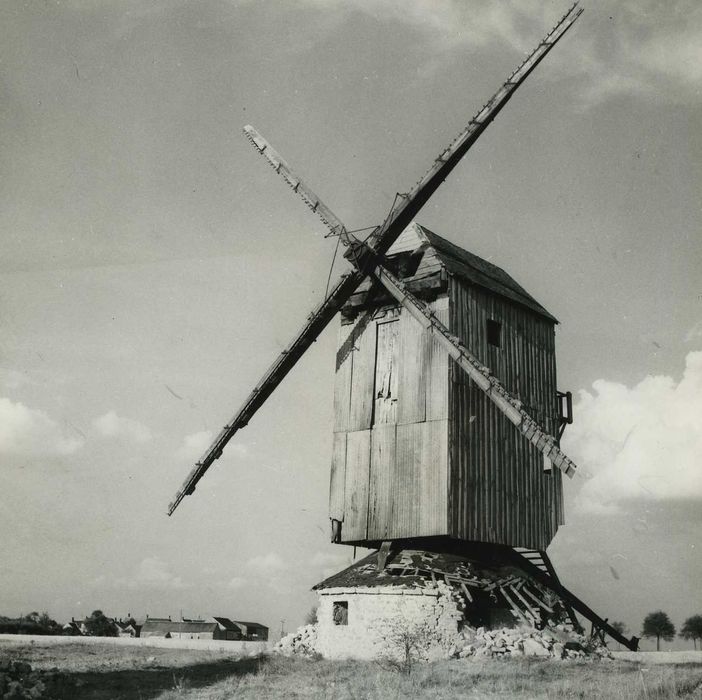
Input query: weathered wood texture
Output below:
<box><xmin>448</xmin><ymin>279</ymin><xmax>563</xmax><ymax>550</ymax></box>
<box><xmin>330</xmin><ymin>297</ymin><xmax>449</xmax><ymax>542</ymax></box>
<box><xmin>329</xmin><ymin>273</ymin><xmax>563</xmax><ymax>550</ymax></box>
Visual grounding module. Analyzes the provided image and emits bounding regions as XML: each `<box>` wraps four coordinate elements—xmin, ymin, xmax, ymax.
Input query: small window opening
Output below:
<box><xmin>332</xmin><ymin>601</ymin><xmax>348</xmax><ymax>626</ymax></box>
<box><xmin>385</xmin><ymin>251</ymin><xmax>423</xmax><ymax>279</ymax></box>
<box><xmin>487</xmin><ymin>319</ymin><xmax>502</xmax><ymax>348</ymax></box>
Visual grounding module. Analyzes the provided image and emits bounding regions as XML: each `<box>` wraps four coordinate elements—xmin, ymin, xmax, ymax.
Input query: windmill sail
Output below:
<box><xmin>240</xmin><ymin>131</ymin><xmax>578</xmax><ymax>477</ymax></box>
<box><xmin>168</xmin><ymin>4</ymin><xmax>583</xmax><ymax>515</ymax></box>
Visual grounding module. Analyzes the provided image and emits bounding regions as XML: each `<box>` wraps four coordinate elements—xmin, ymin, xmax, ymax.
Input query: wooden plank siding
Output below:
<box><xmin>396</xmin><ymin>307</ymin><xmax>427</xmax><ymax>424</ymax></box>
<box><xmin>329</xmin><ymin>274</ymin><xmax>562</xmax><ymax>549</ymax></box>
<box><xmin>329</xmin><ymin>432</ymin><xmax>347</xmax><ymax>522</ymax></box>
<box><xmin>343</xmin><ymin>429</ymin><xmax>372</xmax><ymax>541</ymax></box>
<box><xmin>367</xmin><ymin>423</ymin><xmax>396</xmax><ymax>539</ymax></box>
<box><xmin>373</xmin><ymin>319</ymin><xmax>399</xmax><ymax>425</ymax></box>
<box><xmin>448</xmin><ymin>278</ymin><xmax>563</xmax><ymax>550</ymax></box>
<box><xmin>348</xmin><ymin>312</ymin><xmax>377</xmax><ymax>431</ymax></box>
<box><xmin>332</xmin><ymin>297</ymin><xmax>450</xmax><ymax>544</ymax></box>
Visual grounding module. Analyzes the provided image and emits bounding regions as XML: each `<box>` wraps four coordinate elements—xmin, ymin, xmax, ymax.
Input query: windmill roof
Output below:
<box><xmin>393</xmin><ymin>223</ymin><xmax>557</xmax><ymax>323</ymax></box>
<box><xmin>313</xmin><ymin>548</ymin><xmax>524</xmax><ymax>591</ymax></box>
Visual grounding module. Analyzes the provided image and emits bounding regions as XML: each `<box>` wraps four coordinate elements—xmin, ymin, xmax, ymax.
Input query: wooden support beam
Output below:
<box><xmin>508</xmin><ymin>548</ymin><xmax>639</xmax><ymax>651</ymax></box>
<box><xmin>509</xmin><ymin>584</ymin><xmax>539</xmax><ymax>620</ymax></box>
<box><xmin>521</xmin><ymin>584</ymin><xmax>554</xmax><ymax>613</ymax></box>
<box><xmin>377</xmin><ymin>541</ymin><xmax>393</xmax><ymax>571</ymax></box>
<box><xmin>499</xmin><ymin>586</ymin><xmax>531</xmax><ymax>625</ymax></box>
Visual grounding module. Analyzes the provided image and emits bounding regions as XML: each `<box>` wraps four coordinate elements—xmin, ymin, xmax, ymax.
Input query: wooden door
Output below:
<box><xmin>373</xmin><ymin>319</ymin><xmax>399</xmax><ymax>426</ymax></box>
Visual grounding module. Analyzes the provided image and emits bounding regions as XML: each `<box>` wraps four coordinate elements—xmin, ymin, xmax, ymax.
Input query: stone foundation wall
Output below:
<box><xmin>315</xmin><ymin>582</ymin><xmax>463</xmax><ymax>661</ymax></box>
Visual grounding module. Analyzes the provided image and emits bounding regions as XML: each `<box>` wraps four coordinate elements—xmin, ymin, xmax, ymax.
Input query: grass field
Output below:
<box><xmin>2</xmin><ymin>639</ymin><xmax>701</xmax><ymax>699</ymax></box>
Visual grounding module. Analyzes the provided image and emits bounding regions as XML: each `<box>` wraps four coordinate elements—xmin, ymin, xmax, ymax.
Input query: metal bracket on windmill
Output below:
<box><xmin>167</xmin><ymin>3</ymin><xmax>583</xmax><ymax>515</ymax></box>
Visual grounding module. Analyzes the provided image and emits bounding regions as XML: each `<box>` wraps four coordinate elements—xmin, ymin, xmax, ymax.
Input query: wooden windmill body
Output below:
<box><xmin>167</xmin><ymin>5</ymin><xmax>638</xmax><ymax>651</ymax></box>
<box><xmin>331</xmin><ymin>223</ymin><xmax>565</xmax><ymax>552</ymax></box>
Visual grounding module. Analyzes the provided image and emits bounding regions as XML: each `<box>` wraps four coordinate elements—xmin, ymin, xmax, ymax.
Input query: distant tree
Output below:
<box><xmin>84</xmin><ymin>610</ymin><xmax>117</xmax><ymax>637</ymax></box>
<box><xmin>611</xmin><ymin>621</ymin><xmax>628</xmax><ymax>636</ymax></box>
<box><xmin>609</xmin><ymin>621</ymin><xmax>629</xmax><ymax>650</ymax></box>
<box><xmin>37</xmin><ymin>612</ymin><xmax>61</xmax><ymax>635</ymax></box>
<box><xmin>304</xmin><ymin>606</ymin><xmax>318</xmax><ymax>626</ymax></box>
<box><xmin>680</xmin><ymin>615</ymin><xmax>702</xmax><ymax>650</ymax></box>
<box><xmin>641</xmin><ymin>611</ymin><xmax>675</xmax><ymax>651</ymax></box>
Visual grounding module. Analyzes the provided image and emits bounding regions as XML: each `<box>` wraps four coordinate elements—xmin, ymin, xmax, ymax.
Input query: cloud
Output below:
<box><xmin>685</xmin><ymin>321</ymin><xmax>702</xmax><ymax>343</ymax></box>
<box><xmin>227</xmin><ymin>576</ymin><xmax>246</xmax><ymax>590</ymax></box>
<box><xmin>245</xmin><ymin>552</ymin><xmax>286</xmax><ymax>577</ymax></box>
<box><xmin>310</xmin><ymin>549</ymin><xmax>353</xmax><ymax>580</ymax></box>
<box><xmin>176</xmin><ymin>430</ymin><xmax>213</xmax><ymax>461</ymax></box>
<box><xmin>0</xmin><ymin>368</ymin><xmax>33</xmax><ymax>390</ymax></box>
<box><xmin>93</xmin><ymin>411</ymin><xmax>151</xmax><ymax>443</ymax></box>
<box><xmin>298</xmin><ymin>0</ymin><xmax>547</xmax><ymax>51</ymax></box>
<box><xmin>0</xmin><ymin>396</ymin><xmax>83</xmax><ymax>455</ymax></box>
<box><xmin>573</xmin><ymin>1</ymin><xmax>702</xmax><ymax>106</ymax></box>
<box><xmin>563</xmin><ymin>351</ymin><xmax>702</xmax><ymax>514</ymax></box>
<box><xmin>175</xmin><ymin>430</ymin><xmax>248</xmax><ymax>461</ymax></box>
<box><xmin>127</xmin><ymin>557</ymin><xmax>189</xmax><ymax>590</ymax></box>
<box><xmin>297</xmin><ymin>0</ymin><xmax>702</xmax><ymax>106</ymax></box>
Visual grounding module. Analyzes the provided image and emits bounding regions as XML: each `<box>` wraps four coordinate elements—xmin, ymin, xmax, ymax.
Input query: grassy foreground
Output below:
<box><xmin>157</xmin><ymin>655</ymin><xmax>702</xmax><ymax>700</ymax></box>
<box><xmin>2</xmin><ymin>640</ymin><xmax>701</xmax><ymax>699</ymax></box>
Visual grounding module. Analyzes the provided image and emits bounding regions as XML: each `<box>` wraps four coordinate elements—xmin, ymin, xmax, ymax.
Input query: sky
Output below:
<box><xmin>0</xmin><ymin>0</ymin><xmax>700</xmax><ymax>648</ymax></box>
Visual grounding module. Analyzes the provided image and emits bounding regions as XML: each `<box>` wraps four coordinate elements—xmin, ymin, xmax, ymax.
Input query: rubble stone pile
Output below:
<box><xmin>274</xmin><ymin>624</ymin><xmax>319</xmax><ymax>658</ymax></box>
<box><xmin>454</xmin><ymin>624</ymin><xmax>612</xmax><ymax>661</ymax></box>
<box><xmin>0</xmin><ymin>658</ymin><xmax>74</xmax><ymax>699</ymax></box>
<box><xmin>274</xmin><ymin>619</ymin><xmax>613</xmax><ymax>663</ymax></box>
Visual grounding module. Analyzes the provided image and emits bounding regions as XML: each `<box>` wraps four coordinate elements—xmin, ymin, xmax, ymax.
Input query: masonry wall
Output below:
<box><xmin>315</xmin><ymin>583</ymin><xmax>463</xmax><ymax>661</ymax></box>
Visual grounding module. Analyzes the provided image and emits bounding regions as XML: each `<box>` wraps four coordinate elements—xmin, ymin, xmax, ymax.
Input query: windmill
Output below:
<box><xmin>167</xmin><ymin>4</ymin><xmax>638</xmax><ymax>651</ymax></box>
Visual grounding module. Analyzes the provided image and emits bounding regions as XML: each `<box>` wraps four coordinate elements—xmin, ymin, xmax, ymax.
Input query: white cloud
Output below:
<box><xmin>176</xmin><ymin>430</ymin><xmax>213</xmax><ymax>461</ymax></box>
<box><xmin>299</xmin><ymin>0</ymin><xmax>545</xmax><ymax>51</ymax></box>
<box><xmin>93</xmin><ymin>411</ymin><xmax>151</xmax><ymax>443</ymax></box>
<box><xmin>128</xmin><ymin>557</ymin><xmax>189</xmax><ymax>590</ymax></box>
<box><xmin>573</xmin><ymin>2</ymin><xmax>702</xmax><ymax>106</ymax></box>
<box><xmin>298</xmin><ymin>0</ymin><xmax>702</xmax><ymax>106</ymax></box>
<box><xmin>245</xmin><ymin>552</ymin><xmax>286</xmax><ymax>577</ymax></box>
<box><xmin>310</xmin><ymin>549</ymin><xmax>353</xmax><ymax>580</ymax></box>
<box><xmin>685</xmin><ymin>320</ymin><xmax>702</xmax><ymax>343</ymax></box>
<box><xmin>0</xmin><ymin>368</ymin><xmax>33</xmax><ymax>390</ymax></box>
<box><xmin>0</xmin><ymin>396</ymin><xmax>83</xmax><ymax>455</ymax></box>
<box><xmin>228</xmin><ymin>576</ymin><xmax>246</xmax><ymax>590</ymax></box>
<box><xmin>175</xmin><ymin>430</ymin><xmax>248</xmax><ymax>461</ymax></box>
<box><xmin>563</xmin><ymin>351</ymin><xmax>702</xmax><ymax>514</ymax></box>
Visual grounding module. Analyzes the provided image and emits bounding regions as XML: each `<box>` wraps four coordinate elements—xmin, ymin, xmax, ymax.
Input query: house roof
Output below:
<box><xmin>212</xmin><ymin>616</ymin><xmax>238</xmax><ymax>630</ymax></box>
<box><xmin>141</xmin><ymin>619</ymin><xmax>218</xmax><ymax>634</ymax></box>
<box><xmin>233</xmin><ymin>621</ymin><xmax>268</xmax><ymax>630</ymax></box>
<box><xmin>387</xmin><ymin>223</ymin><xmax>557</xmax><ymax>323</ymax></box>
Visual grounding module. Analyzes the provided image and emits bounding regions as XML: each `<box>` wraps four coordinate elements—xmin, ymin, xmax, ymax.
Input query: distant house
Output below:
<box><xmin>210</xmin><ymin>617</ymin><xmax>269</xmax><ymax>641</ymax></box>
<box><xmin>231</xmin><ymin>620</ymin><xmax>269</xmax><ymax>641</ymax></box>
<box><xmin>212</xmin><ymin>617</ymin><xmax>242</xmax><ymax>640</ymax></box>
<box><xmin>62</xmin><ymin>621</ymin><xmax>83</xmax><ymax>636</ymax></box>
<box><xmin>139</xmin><ymin>615</ymin><xmax>268</xmax><ymax>641</ymax></box>
<box><xmin>140</xmin><ymin>617</ymin><xmax>219</xmax><ymax>640</ymax></box>
<box><xmin>64</xmin><ymin>615</ymin><xmax>124</xmax><ymax>637</ymax></box>
<box><xmin>116</xmin><ymin>619</ymin><xmax>139</xmax><ymax>637</ymax></box>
